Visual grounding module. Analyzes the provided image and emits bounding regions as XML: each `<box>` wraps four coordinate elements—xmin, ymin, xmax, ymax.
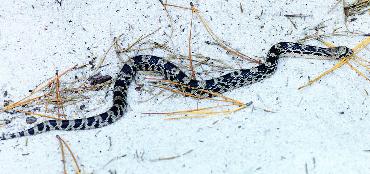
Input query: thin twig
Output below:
<box><xmin>161</xmin><ymin>2</ymin><xmax>261</xmax><ymax>64</ymax></box>
<box><xmin>56</xmin><ymin>135</ymin><xmax>81</xmax><ymax>174</ymax></box>
<box><xmin>58</xmin><ymin>135</ymin><xmax>68</xmax><ymax>174</ymax></box>
<box><xmin>188</xmin><ymin>2</ymin><xmax>196</xmax><ymax>79</ymax></box>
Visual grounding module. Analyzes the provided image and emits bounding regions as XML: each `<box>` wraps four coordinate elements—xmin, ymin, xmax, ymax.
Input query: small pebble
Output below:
<box><xmin>80</xmin><ymin>104</ymin><xmax>86</xmax><ymax>110</ymax></box>
<box><xmin>246</xmin><ymin>101</ymin><xmax>253</xmax><ymax>106</ymax></box>
<box><xmin>88</xmin><ymin>73</ymin><xmax>112</xmax><ymax>85</ymax></box>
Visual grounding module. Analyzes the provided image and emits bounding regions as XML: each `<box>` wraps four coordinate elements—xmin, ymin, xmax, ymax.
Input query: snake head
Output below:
<box><xmin>334</xmin><ymin>46</ymin><xmax>354</xmax><ymax>59</ymax></box>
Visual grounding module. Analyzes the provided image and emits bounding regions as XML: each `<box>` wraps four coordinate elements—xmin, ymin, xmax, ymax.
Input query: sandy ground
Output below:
<box><xmin>0</xmin><ymin>0</ymin><xmax>370</xmax><ymax>173</ymax></box>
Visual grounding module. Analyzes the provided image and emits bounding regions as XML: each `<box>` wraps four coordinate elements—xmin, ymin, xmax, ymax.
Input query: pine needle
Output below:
<box><xmin>58</xmin><ymin>135</ymin><xmax>67</xmax><ymax>174</ymax></box>
<box><xmin>160</xmin><ymin>2</ymin><xmax>261</xmax><ymax>64</ymax></box>
<box><xmin>188</xmin><ymin>3</ymin><xmax>196</xmax><ymax>79</ymax></box>
<box><xmin>298</xmin><ymin>36</ymin><xmax>370</xmax><ymax>89</ymax></box>
<box><xmin>56</xmin><ymin>135</ymin><xmax>81</xmax><ymax>174</ymax></box>
<box><xmin>14</xmin><ymin>110</ymin><xmax>65</xmax><ymax>120</ymax></box>
<box><xmin>144</xmin><ymin>79</ymin><xmax>247</xmax><ymax>120</ymax></box>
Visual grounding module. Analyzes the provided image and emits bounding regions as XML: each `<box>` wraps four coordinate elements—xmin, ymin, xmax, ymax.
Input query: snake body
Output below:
<box><xmin>0</xmin><ymin>42</ymin><xmax>352</xmax><ymax>140</ymax></box>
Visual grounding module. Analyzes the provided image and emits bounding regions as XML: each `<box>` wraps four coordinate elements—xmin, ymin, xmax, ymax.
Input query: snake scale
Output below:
<box><xmin>0</xmin><ymin>42</ymin><xmax>352</xmax><ymax>141</ymax></box>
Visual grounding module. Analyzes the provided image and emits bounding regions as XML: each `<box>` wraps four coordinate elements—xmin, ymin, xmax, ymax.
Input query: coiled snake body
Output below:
<box><xmin>0</xmin><ymin>42</ymin><xmax>352</xmax><ymax>140</ymax></box>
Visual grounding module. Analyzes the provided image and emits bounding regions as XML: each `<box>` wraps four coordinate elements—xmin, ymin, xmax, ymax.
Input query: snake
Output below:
<box><xmin>0</xmin><ymin>42</ymin><xmax>353</xmax><ymax>141</ymax></box>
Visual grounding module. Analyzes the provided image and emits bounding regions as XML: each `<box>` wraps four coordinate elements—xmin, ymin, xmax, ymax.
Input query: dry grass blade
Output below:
<box><xmin>344</xmin><ymin>0</ymin><xmax>370</xmax><ymax>16</ymax></box>
<box><xmin>354</xmin><ymin>54</ymin><xmax>370</xmax><ymax>65</ymax></box>
<box><xmin>154</xmin><ymin>79</ymin><xmax>245</xmax><ymax>103</ymax></box>
<box><xmin>194</xmin><ymin>10</ymin><xmax>261</xmax><ymax>64</ymax></box>
<box><xmin>114</xmin><ymin>27</ymin><xmax>162</xmax><ymax>54</ymax></box>
<box><xmin>1</xmin><ymin>65</ymin><xmax>82</xmax><ymax>121</ymax></box>
<box><xmin>299</xmin><ymin>36</ymin><xmax>370</xmax><ymax>89</ymax></box>
<box><xmin>93</xmin><ymin>36</ymin><xmax>121</xmax><ymax>73</ymax></box>
<box><xmin>1</xmin><ymin>63</ymin><xmax>113</xmax><ymax>126</ymax></box>
<box><xmin>1</xmin><ymin>56</ymin><xmax>118</xmax><ymax>122</ymax></box>
<box><xmin>161</xmin><ymin>2</ymin><xmax>261</xmax><ymax>64</ymax></box>
<box><xmin>298</xmin><ymin>58</ymin><xmax>350</xmax><ymax>90</ymax></box>
<box><xmin>2</xmin><ymin>27</ymin><xmax>164</xmax><ymax>126</ymax></box>
<box><xmin>30</xmin><ymin>65</ymin><xmax>77</xmax><ymax>96</ymax></box>
<box><xmin>143</xmin><ymin>79</ymin><xmax>247</xmax><ymax>120</ymax></box>
<box><xmin>161</xmin><ymin>1</ymin><xmax>192</xmax><ymax>10</ymax></box>
<box><xmin>4</xmin><ymin>65</ymin><xmax>77</xmax><ymax>111</ymax></box>
<box><xmin>351</xmin><ymin>55</ymin><xmax>370</xmax><ymax>71</ymax></box>
<box><xmin>3</xmin><ymin>95</ymin><xmax>44</xmax><ymax>111</ymax></box>
<box><xmin>54</xmin><ymin>71</ymin><xmax>65</xmax><ymax>119</ymax></box>
<box><xmin>56</xmin><ymin>135</ymin><xmax>81</xmax><ymax>174</ymax></box>
<box><xmin>93</xmin><ymin>27</ymin><xmax>161</xmax><ymax>76</ymax></box>
<box><xmin>150</xmin><ymin>149</ymin><xmax>193</xmax><ymax>162</ymax></box>
<box><xmin>58</xmin><ymin>135</ymin><xmax>68</xmax><ymax>174</ymax></box>
<box><xmin>14</xmin><ymin>110</ymin><xmax>65</xmax><ymax>120</ymax></box>
<box><xmin>188</xmin><ymin>2</ymin><xmax>196</xmax><ymax>79</ymax></box>
<box><xmin>347</xmin><ymin>61</ymin><xmax>370</xmax><ymax>81</ymax></box>
<box><xmin>158</xmin><ymin>0</ymin><xmax>175</xmax><ymax>38</ymax></box>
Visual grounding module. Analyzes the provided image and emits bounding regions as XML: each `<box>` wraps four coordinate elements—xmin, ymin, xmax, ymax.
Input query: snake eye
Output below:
<box><xmin>336</xmin><ymin>46</ymin><xmax>353</xmax><ymax>59</ymax></box>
